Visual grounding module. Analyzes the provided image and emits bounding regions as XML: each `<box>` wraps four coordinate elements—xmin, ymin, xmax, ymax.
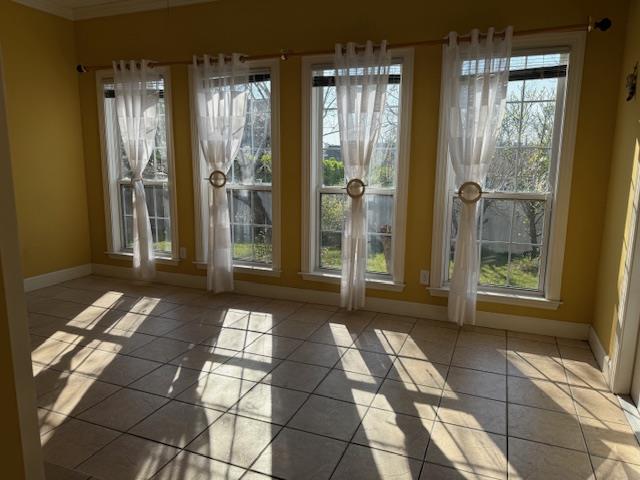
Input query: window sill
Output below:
<box><xmin>300</xmin><ymin>271</ymin><xmax>405</xmax><ymax>292</ymax></box>
<box><xmin>193</xmin><ymin>262</ymin><xmax>281</xmax><ymax>278</ymax></box>
<box><xmin>105</xmin><ymin>251</ymin><xmax>180</xmax><ymax>266</ymax></box>
<box><xmin>428</xmin><ymin>286</ymin><xmax>562</xmax><ymax>310</ymax></box>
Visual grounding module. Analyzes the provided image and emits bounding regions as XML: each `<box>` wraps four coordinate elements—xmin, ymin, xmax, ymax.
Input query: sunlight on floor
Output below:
<box><xmin>28</xmin><ymin>275</ymin><xmax>640</xmax><ymax>479</ymax></box>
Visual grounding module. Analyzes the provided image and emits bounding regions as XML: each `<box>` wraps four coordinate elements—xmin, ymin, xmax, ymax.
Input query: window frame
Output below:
<box><xmin>300</xmin><ymin>48</ymin><xmax>414</xmax><ymax>292</ymax></box>
<box><xmin>96</xmin><ymin>66</ymin><xmax>180</xmax><ymax>265</ymax></box>
<box><xmin>190</xmin><ymin>58</ymin><xmax>281</xmax><ymax>276</ymax></box>
<box><xmin>430</xmin><ymin>31</ymin><xmax>586</xmax><ymax>309</ymax></box>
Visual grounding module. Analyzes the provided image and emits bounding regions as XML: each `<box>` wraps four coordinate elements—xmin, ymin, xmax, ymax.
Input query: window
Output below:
<box><xmin>97</xmin><ymin>67</ymin><xmax>178</xmax><ymax>261</ymax></box>
<box><xmin>431</xmin><ymin>33</ymin><xmax>586</xmax><ymax>305</ymax></box>
<box><xmin>192</xmin><ymin>60</ymin><xmax>280</xmax><ymax>272</ymax></box>
<box><xmin>302</xmin><ymin>50</ymin><xmax>413</xmax><ymax>288</ymax></box>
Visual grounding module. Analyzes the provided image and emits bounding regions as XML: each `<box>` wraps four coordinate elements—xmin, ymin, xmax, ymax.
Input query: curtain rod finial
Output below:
<box><xmin>589</xmin><ymin>16</ymin><xmax>612</xmax><ymax>32</ymax></box>
<box><xmin>76</xmin><ymin>64</ymin><xmax>88</xmax><ymax>73</ymax></box>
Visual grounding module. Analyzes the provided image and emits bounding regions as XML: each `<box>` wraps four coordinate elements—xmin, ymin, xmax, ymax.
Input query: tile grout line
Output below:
<box><xmin>415</xmin><ymin>325</ymin><xmax>458</xmax><ymax>479</ymax></box>
<box><xmin>63</xmin><ymin>296</ymin><xmax>307</xmax><ymax>478</ymax></box>
<box><xmin>35</xmin><ymin>280</ymin><xmax>621</xmax><ymax>478</ymax></box>
<box><xmin>559</xmin><ymin>335</ymin><xmax>598</xmax><ymax>477</ymax></box>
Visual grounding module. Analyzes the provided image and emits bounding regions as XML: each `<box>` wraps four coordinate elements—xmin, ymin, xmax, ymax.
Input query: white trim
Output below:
<box><xmin>589</xmin><ymin>325</ymin><xmax>611</xmax><ymax>385</ymax></box>
<box><xmin>608</xmin><ymin>125</ymin><xmax>640</xmax><ymax>394</ymax></box>
<box><xmin>190</xmin><ymin>58</ymin><xmax>281</xmax><ymax>273</ymax></box>
<box><xmin>0</xmin><ymin>47</ymin><xmax>45</xmax><ymax>479</ymax></box>
<box><xmin>193</xmin><ymin>261</ymin><xmax>282</xmax><ymax>278</ymax></box>
<box><xmin>429</xmin><ymin>286</ymin><xmax>561</xmax><ymax>310</ymax></box>
<box><xmin>91</xmin><ymin>262</ymin><xmax>590</xmax><ymax>339</ymax></box>
<box><xmin>95</xmin><ymin>66</ymin><xmax>180</xmax><ymax>265</ymax></box>
<box><xmin>23</xmin><ymin>264</ymin><xmax>93</xmax><ymax>292</ymax></box>
<box><xmin>430</xmin><ymin>31</ymin><xmax>586</xmax><ymax>305</ymax></box>
<box><xmin>300</xmin><ymin>49</ymin><xmax>414</xmax><ymax>286</ymax></box>
<box><xmin>106</xmin><ymin>251</ymin><xmax>179</xmax><ymax>266</ymax></box>
<box><xmin>299</xmin><ymin>271</ymin><xmax>406</xmax><ymax>292</ymax></box>
<box><xmin>12</xmin><ymin>0</ymin><xmax>219</xmax><ymax>21</ymax></box>
<box><xmin>93</xmin><ymin>263</ymin><xmax>205</xmax><ymax>289</ymax></box>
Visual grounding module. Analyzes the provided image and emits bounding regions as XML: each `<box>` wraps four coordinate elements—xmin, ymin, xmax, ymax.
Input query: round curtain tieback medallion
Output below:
<box><xmin>458</xmin><ymin>181</ymin><xmax>483</xmax><ymax>204</ymax></box>
<box><xmin>208</xmin><ymin>170</ymin><xmax>227</xmax><ymax>188</ymax></box>
<box><xmin>346</xmin><ymin>178</ymin><xmax>366</xmax><ymax>198</ymax></box>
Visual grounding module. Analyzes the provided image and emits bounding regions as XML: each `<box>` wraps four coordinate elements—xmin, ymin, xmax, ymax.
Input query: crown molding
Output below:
<box><xmin>12</xmin><ymin>0</ymin><xmax>218</xmax><ymax>21</ymax></box>
<box><xmin>12</xmin><ymin>0</ymin><xmax>74</xmax><ymax>20</ymax></box>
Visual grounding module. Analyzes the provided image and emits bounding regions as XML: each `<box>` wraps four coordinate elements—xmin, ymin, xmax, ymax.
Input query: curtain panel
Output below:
<box><xmin>192</xmin><ymin>54</ymin><xmax>249</xmax><ymax>293</ymax></box>
<box><xmin>112</xmin><ymin>59</ymin><xmax>161</xmax><ymax>281</ymax></box>
<box><xmin>335</xmin><ymin>41</ymin><xmax>391</xmax><ymax>310</ymax></box>
<box><xmin>443</xmin><ymin>27</ymin><xmax>513</xmax><ymax>326</ymax></box>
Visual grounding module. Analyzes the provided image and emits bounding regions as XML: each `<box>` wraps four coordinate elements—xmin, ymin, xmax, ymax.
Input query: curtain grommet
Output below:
<box><xmin>346</xmin><ymin>178</ymin><xmax>366</xmax><ymax>198</ymax></box>
<box><xmin>208</xmin><ymin>170</ymin><xmax>227</xmax><ymax>188</ymax></box>
<box><xmin>458</xmin><ymin>181</ymin><xmax>483</xmax><ymax>204</ymax></box>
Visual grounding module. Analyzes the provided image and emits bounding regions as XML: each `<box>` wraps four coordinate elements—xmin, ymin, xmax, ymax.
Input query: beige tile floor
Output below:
<box><xmin>29</xmin><ymin>275</ymin><xmax>640</xmax><ymax>480</ymax></box>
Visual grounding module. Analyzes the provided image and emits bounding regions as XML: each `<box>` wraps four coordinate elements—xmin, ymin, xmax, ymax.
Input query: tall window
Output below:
<box><xmin>302</xmin><ymin>51</ymin><xmax>413</xmax><ymax>286</ymax></box>
<box><xmin>98</xmin><ymin>68</ymin><xmax>178</xmax><ymax>260</ymax></box>
<box><xmin>193</xmin><ymin>61</ymin><xmax>280</xmax><ymax>270</ymax></box>
<box><xmin>432</xmin><ymin>35</ymin><xmax>586</xmax><ymax>303</ymax></box>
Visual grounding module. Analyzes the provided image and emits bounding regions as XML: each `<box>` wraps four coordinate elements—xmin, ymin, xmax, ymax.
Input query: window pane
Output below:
<box><xmin>253</xmin><ymin>226</ymin><xmax>272</xmax><ymax>264</ymax></box>
<box><xmin>320</xmin><ymin>193</ymin><xmax>346</xmax><ymax>232</ymax></box>
<box><xmin>123</xmin><ymin>216</ymin><xmax>133</xmax><ymax>249</ymax></box>
<box><xmin>513</xmin><ymin>200</ymin><xmax>545</xmax><ymax>245</ymax></box>
<box><xmin>229</xmin><ymin>188</ymin><xmax>273</xmax><ymax>264</ymax></box>
<box><xmin>486</xmin><ymin>148</ymin><xmax>516</xmax><ymax>192</ymax></box>
<box><xmin>232</xmin><ymin>190</ymin><xmax>251</xmax><ymax>224</ymax></box>
<box><xmin>516</xmin><ymin>148</ymin><xmax>551</xmax><ymax>192</ymax></box>
<box><xmin>155</xmin><ymin>218</ymin><xmax>171</xmax><ymax>252</ymax></box>
<box><xmin>233</xmin><ymin>76</ymin><xmax>272</xmax><ymax>185</ymax></box>
<box><xmin>367</xmin><ymin>194</ymin><xmax>394</xmax><ymax>235</ymax></box>
<box><xmin>506</xmin><ymin>80</ymin><xmax>524</xmax><ymax>102</ymax></box>
<box><xmin>252</xmin><ymin>191</ymin><xmax>272</xmax><ymax>226</ymax></box>
<box><xmin>320</xmin><ymin>232</ymin><xmax>342</xmax><ymax>270</ymax></box>
<box><xmin>448</xmin><ymin>241</ymin><xmax>455</xmax><ymax>281</ymax></box>
<box><xmin>521</xmin><ymin>101</ymin><xmax>556</xmax><ymax>147</ymax></box>
<box><xmin>368</xmin><ymin>234</ymin><xmax>391</xmax><ymax>274</ymax></box>
<box><xmin>510</xmin><ymin>244</ymin><xmax>540</xmax><ymax>289</ymax></box>
<box><xmin>233</xmin><ymin>224</ymin><xmax>253</xmax><ymax>261</ymax></box>
<box><xmin>450</xmin><ymin>196</ymin><xmax>480</xmax><ymax>242</ymax></box>
<box><xmin>497</xmin><ymin>102</ymin><xmax>522</xmax><ymax>147</ymax></box>
<box><xmin>524</xmin><ymin>77</ymin><xmax>558</xmax><ymax>102</ymax></box>
<box><xmin>319</xmin><ymin>70</ymin><xmax>400</xmax><ymax>189</ymax></box>
<box><xmin>119</xmin><ymin>184</ymin><xmax>171</xmax><ymax>254</ymax></box>
<box><xmin>481</xmin><ymin>199</ymin><xmax>513</xmax><ymax>242</ymax></box>
<box><xmin>479</xmin><ymin>242</ymin><xmax>509</xmax><ymax>287</ymax></box>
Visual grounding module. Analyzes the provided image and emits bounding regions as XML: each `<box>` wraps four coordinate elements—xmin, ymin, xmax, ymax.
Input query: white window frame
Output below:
<box><xmin>300</xmin><ymin>48</ymin><xmax>414</xmax><ymax>292</ymax></box>
<box><xmin>96</xmin><ymin>66</ymin><xmax>180</xmax><ymax>265</ymax></box>
<box><xmin>429</xmin><ymin>31</ymin><xmax>586</xmax><ymax>309</ymax></box>
<box><xmin>191</xmin><ymin>58</ymin><xmax>281</xmax><ymax>276</ymax></box>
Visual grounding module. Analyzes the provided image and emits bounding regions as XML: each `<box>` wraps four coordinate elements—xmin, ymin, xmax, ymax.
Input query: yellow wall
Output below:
<box><xmin>75</xmin><ymin>0</ymin><xmax>628</xmax><ymax>325</ymax></box>
<box><xmin>593</xmin><ymin>0</ymin><xmax>640</xmax><ymax>353</ymax></box>
<box><xmin>0</xmin><ymin>0</ymin><xmax>91</xmax><ymax>278</ymax></box>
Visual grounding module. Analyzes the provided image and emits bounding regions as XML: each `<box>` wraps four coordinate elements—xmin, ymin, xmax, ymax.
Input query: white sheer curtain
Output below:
<box><xmin>444</xmin><ymin>28</ymin><xmax>513</xmax><ymax>326</ymax></box>
<box><xmin>335</xmin><ymin>41</ymin><xmax>391</xmax><ymax>311</ymax></box>
<box><xmin>192</xmin><ymin>54</ymin><xmax>249</xmax><ymax>293</ymax></box>
<box><xmin>113</xmin><ymin>59</ymin><xmax>161</xmax><ymax>281</ymax></box>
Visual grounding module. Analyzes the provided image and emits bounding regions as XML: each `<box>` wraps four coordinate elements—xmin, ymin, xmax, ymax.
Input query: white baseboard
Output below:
<box><xmin>589</xmin><ymin>325</ymin><xmax>611</xmax><ymax>383</ymax></box>
<box><xmin>91</xmin><ymin>262</ymin><xmax>590</xmax><ymax>339</ymax></box>
<box><xmin>23</xmin><ymin>263</ymin><xmax>93</xmax><ymax>292</ymax></box>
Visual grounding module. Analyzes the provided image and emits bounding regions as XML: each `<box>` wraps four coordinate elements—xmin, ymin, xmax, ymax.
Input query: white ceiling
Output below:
<box><xmin>12</xmin><ymin>0</ymin><xmax>218</xmax><ymax>20</ymax></box>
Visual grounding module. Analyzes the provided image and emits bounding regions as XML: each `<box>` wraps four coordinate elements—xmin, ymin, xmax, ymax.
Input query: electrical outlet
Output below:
<box><xmin>419</xmin><ymin>270</ymin><xmax>430</xmax><ymax>285</ymax></box>
<box><xmin>179</xmin><ymin>247</ymin><xmax>187</xmax><ymax>259</ymax></box>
